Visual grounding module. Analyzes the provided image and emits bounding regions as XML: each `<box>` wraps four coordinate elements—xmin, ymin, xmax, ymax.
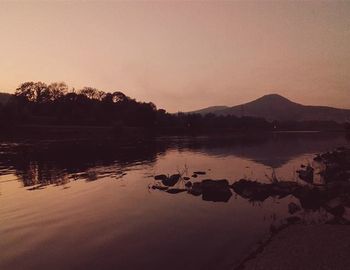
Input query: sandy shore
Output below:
<box><xmin>240</xmin><ymin>224</ymin><xmax>350</xmax><ymax>270</ymax></box>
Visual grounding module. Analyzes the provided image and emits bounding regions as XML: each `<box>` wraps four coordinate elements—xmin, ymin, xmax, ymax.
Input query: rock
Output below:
<box><xmin>166</xmin><ymin>188</ymin><xmax>187</xmax><ymax>194</ymax></box>
<box><xmin>325</xmin><ymin>197</ymin><xmax>342</xmax><ymax>209</ymax></box>
<box><xmin>343</xmin><ymin>207</ymin><xmax>350</xmax><ymax>221</ymax></box>
<box><xmin>324</xmin><ymin>197</ymin><xmax>346</xmax><ymax>217</ymax></box>
<box><xmin>232</xmin><ymin>179</ymin><xmax>301</xmax><ymax>202</ymax></box>
<box><xmin>328</xmin><ymin>205</ymin><xmax>345</xmax><ymax>217</ymax></box>
<box><xmin>154</xmin><ymin>174</ymin><xmax>167</xmax><ymax>181</ymax></box>
<box><xmin>152</xmin><ymin>185</ymin><xmax>168</xmax><ymax>191</ymax></box>
<box><xmin>162</xmin><ymin>174</ymin><xmax>181</xmax><ymax>187</ymax></box>
<box><xmin>193</xmin><ymin>171</ymin><xmax>206</xmax><ymax>175</ymax></box>
<box><xmin>286</xmin><ymin>216</ymin><xmax>301</xmax><ymax>224</ymax></box>
<box><xmin>314</xmin><ymin>155</ymin><xmax>322</xmax><ymax>162</ymax></box>
<box><xmin>288</xmin><ymin>202</ymin><xmax>301</xmax><ymax>214</ymax></box>
<box><xmin>199</xmin><ymin>179</ymin><xmax>232</xmax><ymax>202</ymax></box>
<box><xmin>293</xmin><ymin>187</ymin><xmax>326</xmax><ymax>211</ymax></box>
<box><xmin>185</xmin><ymin>181</ymin><xmax>192</xmax><ymax>188</ymax></box>
<box><xmin>232</xmin><ymin>179</ymin><xmax>274</xmax><ymax>202</ymax></box>
<box><xmin>191</xmin><ymin>174</ymin><xmax>198</xmax><ymax>178</ymax></box>
<box><xmin>183</xmin><ymin>177</ymin><xmax>190</xmax><ymax>180</ymax></box>
<box><xmin>189</xmin><ymin>182</ymin><xmax>202</xmax><ymax>196</ymax></box>
<box><xmin>297</xmin><ymin>165</ymin><xmax>314</xmax><ymax>183</ymax></box>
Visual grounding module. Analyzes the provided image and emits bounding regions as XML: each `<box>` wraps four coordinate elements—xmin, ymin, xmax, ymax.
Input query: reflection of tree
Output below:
<box><xmin>1</xmin><ymin>140</ymin><xmax>163</xmax><ymax>189</ymax></box>
<box><xmin>16</xmin><ymin>162</ymin><xmax>70</xmax><ymax>188</ymax></box>
<box><xmin>1</xmin><ymin>133</ymin><xmax>349</xmax><ymax>189</ymax></box>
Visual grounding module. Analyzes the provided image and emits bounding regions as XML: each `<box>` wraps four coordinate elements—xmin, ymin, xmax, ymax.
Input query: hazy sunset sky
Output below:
<box><xmin>0</xmin><ymin>1</ymin><xmax>349</xmax><ymax>112</ymax></box>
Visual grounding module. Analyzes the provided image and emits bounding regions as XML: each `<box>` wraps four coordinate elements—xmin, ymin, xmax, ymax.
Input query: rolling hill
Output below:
<box><xmin>189</xmin><ymin>94</ymin><xmax>350</xmax><ymax>123</ymax></box>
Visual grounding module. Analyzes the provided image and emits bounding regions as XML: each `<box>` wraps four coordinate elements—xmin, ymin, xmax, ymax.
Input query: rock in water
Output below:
<box><xmin>154</xmin><ymin>174</ymin><xmax>167</xmax><ymax>181</ymax></box>
<box><xmin>152</xmin><ymin>185</ymin><xmax>168</xmax><ymax>191</ymax></box>
<box><xmin>297</xmin><ymin>165</ymin><xmax>314</xmax><ymax>183</ymax></box>
<box><xmin>200</xmin><ymin>179</ymin><xmax>232</xmax><ymax>202</ymax></box>
<box><xmin>185</xmin><ymin>181</ymin><xmax>192</xmax><ymax>188</ymax></box>
<box><xmin>166</xmin><ymin>188</ymin><xmax>187</xmax><ymax>194</ymax></box>
<box><xmin>162</xmin><ymin>174</ymin><xmax>181</xmax><ymax>187</ymax></box>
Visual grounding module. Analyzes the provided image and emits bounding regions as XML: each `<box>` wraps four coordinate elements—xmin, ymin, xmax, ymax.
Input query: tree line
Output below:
<box><xmin>0</xmin><ymin>81</ymin><xmax>344</xmax><ymax>132</ymax></box>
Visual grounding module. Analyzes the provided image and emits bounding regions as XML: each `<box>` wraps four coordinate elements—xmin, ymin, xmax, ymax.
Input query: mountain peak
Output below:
<box><xmin>258</xmin><ymin>94</ymin><xmax>292</xmax><ymax>103</ymax></box>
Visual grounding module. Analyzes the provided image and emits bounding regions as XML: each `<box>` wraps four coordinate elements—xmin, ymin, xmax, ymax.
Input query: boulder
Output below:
<box><xmin>190</xmin><ymin>179</ymin><xmax>232</xmax><ymax>202</ymax></box>
<box><xmin>297</xmin><ymin>165</ymin><xmax>314</xmax><ymax>183</ymax></box>
<box><xmin>166</xmin><ymin>188</ymin><xmax>187</xmax><ymax>194</ymax></box>
<box><xmin>201</xmin><ymin>179</ymin><xmax>232</xmax><ymax>202</ymax></box>
<box><xmin>185</xmin><ymin>181</ymin><xmax>192</xmax><ymax>188</ymax></box>
<box><xmin>152</xmin><ymin>185</ymin><xmax>168</xmax><ymax>191</ymax></box>
<box><xmin>154</xmin><ymin>174</ymin><xmax>167</xmax><ymax>181</ymax></box>
<box><xmin>288</xmin><ymin>202</ymin><xmax>301</xmax><ymax>214</ymax></box>
<box><xmin>189</xmin><ymin>182</ymin><xmax>202</xmax><ymax>196</ymax></box>
<box><xmin>162</xmin><ymin>174</ymin><xmax>181</xmax><ymax>187</ymax></box>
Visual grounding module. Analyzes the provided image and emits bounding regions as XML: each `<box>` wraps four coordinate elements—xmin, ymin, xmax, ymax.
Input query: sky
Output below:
<box><xmin>0</xmin><ymin>1</ymin><xmax>350</xmax><ymax>112</ymax></box>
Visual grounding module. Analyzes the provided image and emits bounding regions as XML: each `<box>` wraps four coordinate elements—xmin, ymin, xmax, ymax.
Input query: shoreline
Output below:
<box><xmin>235</xmin><ymin>224</ymin><xmax>350</xmax><ymax>270</ymax></box>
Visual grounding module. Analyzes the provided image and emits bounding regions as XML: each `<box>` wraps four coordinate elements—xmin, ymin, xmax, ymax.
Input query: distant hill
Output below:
<box><xmin>0</xmin><ymin>92</ymin><xmax>12</xmax><ymax>105</ymax></box>
<box><xmin>189</xmin><ymin>105</ymin><xmax>229</xmax><ymax>115</ymax></box>
<box><xmin>190</xmin><ymin>94</ymin><xmax>350</xmax><ymax>123</ymax></box>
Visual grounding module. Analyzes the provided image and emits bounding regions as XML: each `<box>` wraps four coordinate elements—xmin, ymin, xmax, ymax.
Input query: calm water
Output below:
<box><xmin>1</xmin><ymin>132</ymin><xmax>349</xmax><ymax>270</ymax></box>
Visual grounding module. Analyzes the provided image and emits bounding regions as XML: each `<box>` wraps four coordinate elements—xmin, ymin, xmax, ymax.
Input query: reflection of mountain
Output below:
<box><xmin>175</xmin><ymin>132</ymin><xmax>350</xmax><ymax>168</ymax></box>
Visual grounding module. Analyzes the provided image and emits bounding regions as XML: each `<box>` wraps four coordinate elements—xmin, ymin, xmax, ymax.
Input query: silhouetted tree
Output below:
<box><xmin>48</xmin><ymin>82</ymin><xmax>68</xmax><ymax>100</ymax></box>
<box><xmin>79</xmin><ymin>87</ymin><xmax>105</xmax><ymax>100</ymax></box>
<box><xmin>15</xmin><ymin>81</ymin><xmax>51</xmax><ymax>103</ymax></box>
<box><xmin>4</xmin><ymin>80</ymin><xmax>344</xmax><ymax>132</ymax></box>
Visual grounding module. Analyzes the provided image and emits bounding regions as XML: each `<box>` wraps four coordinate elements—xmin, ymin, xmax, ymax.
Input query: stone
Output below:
<box><xmin>154</xmin><ymin>174</ymin><xmax>167</xmax><ymax>181</ymax></box>
<box><xmin>288</xmin><ymin>202</ymin><xmax>301</xmax><ymax>214</ymax></box>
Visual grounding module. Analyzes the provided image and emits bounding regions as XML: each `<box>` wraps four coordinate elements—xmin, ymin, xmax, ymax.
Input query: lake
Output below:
<box><xmin>1</xmin><ymin>132</ymin><xmax>349</xmax><ymax>270</ymax></box>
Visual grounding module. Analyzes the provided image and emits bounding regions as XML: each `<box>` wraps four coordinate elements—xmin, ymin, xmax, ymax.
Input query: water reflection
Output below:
<box><xmin>0</xmin><ymin>132</ymin><xmax>348</xmax><ymax>190</ymax></box>
<box><xmin>1</xmin><ymin>133</ymin><xmax>350</xmax><ymax>270</ymax></box>
<box><xmin>0</xmin><ymin>140</ymin><xmax>163</xmax><ymax>189</ymax></box>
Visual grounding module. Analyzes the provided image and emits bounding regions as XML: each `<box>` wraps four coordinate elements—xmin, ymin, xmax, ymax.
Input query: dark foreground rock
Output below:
<box><xmin>296</xmin><ymin>165</ymin><xmax>314</xmax><ymax>183</ymax></box>
<box><xmin>232</xmin><ymin>178</ymin><xmax>350</xmax><ymax>219</ymax></box>
<box><xmin>313</xmin><ymin>147</ymin><xmax>350</xmax><ymax>183</ymax></box>
<box><xmin>288</xmin><ymin>202</ymin><xmax>301</xmax><ymax>214</ymax></box>
<box><xmin>241</xmin><ymin>225</ymin><xmax>350</xmax><ymax>270</ymax></box>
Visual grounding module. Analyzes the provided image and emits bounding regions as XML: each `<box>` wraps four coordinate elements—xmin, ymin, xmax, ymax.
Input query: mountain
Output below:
<box><xmin>190</xmin><ymin>94</ymin><xmax>350</xmax><ymax>123</ymax></box>
<box><xmin>189</xmin><ymin>105</ymin><xmax>229</xmax><ymax>115</ymax></box>
<box><xmin>0</xmin><ymin>92</ymin><xmax>12</xmax><ymax>105</ymax></box>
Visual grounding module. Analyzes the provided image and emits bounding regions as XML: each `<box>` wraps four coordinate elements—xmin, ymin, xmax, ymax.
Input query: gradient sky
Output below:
<box><xmin>0</xmin><ymin>1</ymin><xmax>350</xmax><ymax>112</ymax></box>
